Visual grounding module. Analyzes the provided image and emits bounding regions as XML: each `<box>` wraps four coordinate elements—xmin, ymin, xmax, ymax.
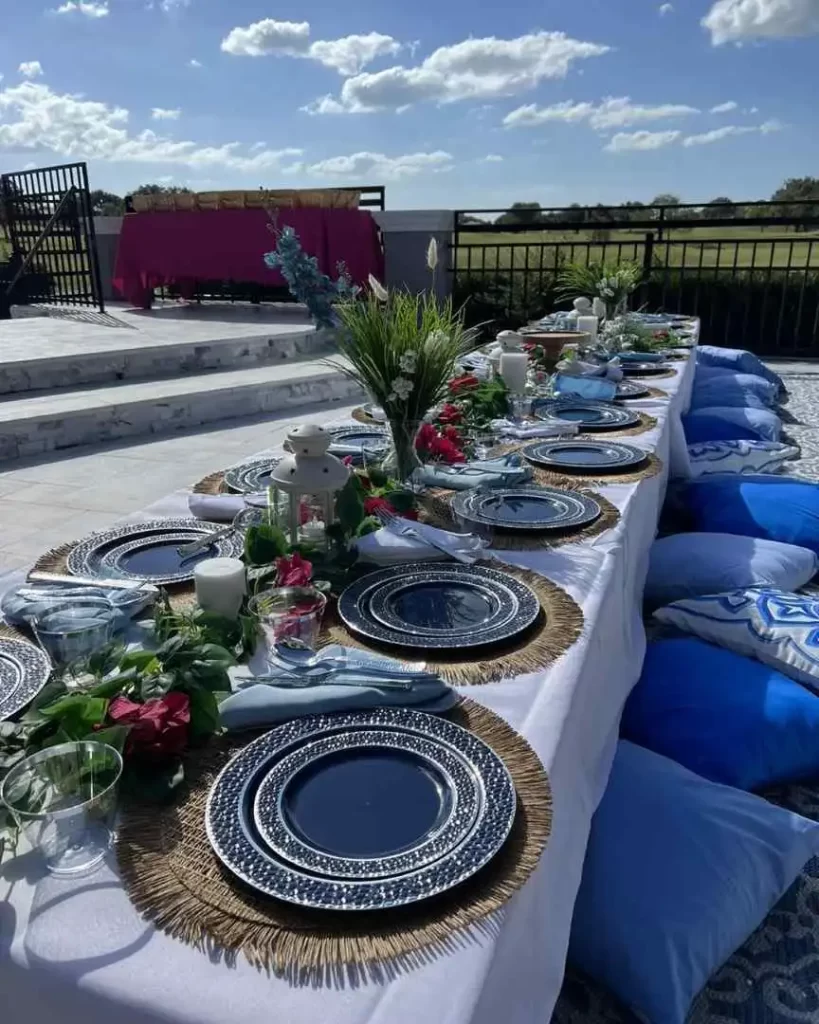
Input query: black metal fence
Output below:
<box><xmin>0</xmin><ymin>161</ymin><xmax>105</xmax><ymax>316</ymax></box>
<box><xmin>451</xmin><ymin>201</ymin><xmax>819</xmax><ymax>356</ymax></box>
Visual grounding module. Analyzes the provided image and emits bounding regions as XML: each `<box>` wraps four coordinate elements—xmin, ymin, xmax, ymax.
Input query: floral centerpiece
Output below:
<box><xmin>331</xmin><ymin>252</ymin><xmax>481</xmax><ymax>481</ymax></box>
<box><xmin>599</xmin><ymin>315</ymin><xmax>671</xmax><ymax>355</ymax></box>
<box><xmin>557</xmin><ymin>260</ymin><xmax>643</xmax><ymax>320</ymax></box>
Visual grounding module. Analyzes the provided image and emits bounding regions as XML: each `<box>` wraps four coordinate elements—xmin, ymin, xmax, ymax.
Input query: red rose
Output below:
<box><xmin>449</xmin><ymin>374</ymin><xmax>480</xmax><ymax>396</ymax></box>
<box><xmin>108</xmin><ymin>692</ymin><xmax>190</xmax><ymax>759</ymax></box>
<box><xmin>430</xmin><ymin>435</ymin><xmax>466</xmax><ymax>464</ymax></box>
<box><xmin>364</xmin><ymin>496</ymin><xmax>393</xmax><ymax>517</ymax></box>
<box><xmin>442</xmin><ymin>425</ymin><xmax>463</xmax><ymax>444</ymax></box>
<box><xmin>275</xmin><ymin>552</ymin><xmax>313</xmax><ymax>587</ymax></box>
<box><xmin>414</xmin><ymin>423</ymin><xmax>438</xmax><ymax>455</ymax></box>
<box><xmin>438</xmin><ymin>403</ymin><xmax>463</xmax><ymax>426</ymax></box>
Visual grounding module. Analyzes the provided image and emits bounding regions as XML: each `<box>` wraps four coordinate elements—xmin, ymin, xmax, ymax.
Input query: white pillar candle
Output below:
<box><xmin>576</xmin><ymin>315</ymin><xmax>599</xmax><ymax>345</ymax></box>
<box><xmin>499</xmin><ymin>351</ymin><xmax>529</xmax><ymax>395</ymax></box>
<box><xmin>194</xmin><ymin>558</ymin><xmax>247</xmax><ymax>619</ymax></box>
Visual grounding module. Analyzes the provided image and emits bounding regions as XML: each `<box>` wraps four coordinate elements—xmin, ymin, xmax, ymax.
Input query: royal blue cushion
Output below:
<box><xmin>697</xmin><ymin>345</ymin><xmax>783</xmax><ymax>390</ymax></box>
<box><xmin>693</xmin><ymin>367</ymin><xmax>779</xmax><ymax>403</ymax></box>
<box><xmin>569</xmin><ymin>741</ymin><xmax>819</xmax><ymax>1024</ymax></box>
<box><xmin>683</xmin><ymin>407</ymin><xmax>782</xmax><ymax>443</ymax></box>
<box><xmin>644</xmin><ymin>532</ymin><xmax>817</xmax><ymax>607</ymax></box>
<box><xmin>684</xmin><ymin>475</ymin><xmax>819</xmax><ymax>554</ymax></box>
<box><xmin>621</xmin><ymin>638</ymin><xmax>819</xmax><ymax>789</ymax></box>
<box><xmin>690</xmin><ymin>379</ymin><xmax>777</xmax><ymax>410</ymax></box>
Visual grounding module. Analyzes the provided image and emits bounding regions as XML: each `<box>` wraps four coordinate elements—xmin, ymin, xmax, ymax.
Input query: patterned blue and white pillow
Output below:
<box><xmin>687</xmin><ymin>439</ymin><xmax>799</xmax><ymax>477</ymax></box>
<box><xmin>654</xmin><ymin>588</ymin><xmax>819</xmax><ymax>692</ymax></box>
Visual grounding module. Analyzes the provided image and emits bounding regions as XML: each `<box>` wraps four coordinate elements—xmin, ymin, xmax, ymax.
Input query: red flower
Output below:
<box><xmin>442</xmin><ymin>425</ymin><xmax>463</xmax><ymax>444</ymax></box>
<box><xmin>438</xmin><ymin>403</ymin><xmax>463</xmax><ymax>426</ymax></box>
<box><xmin>449</xmin><ymin>374</ymin><xmax>480</xmax><ymax>396</ymax></box>
<box><xmin>364</xmin><ymin>496</ymin><xmax>393</xmax><ymax>517</ymax></box>
<box><xmin>415</xmin><ymin>423</ymin><xmax>438</xmax><ymax>454</ymax></box>
<box><xmin>431</xmin><ymin>436</ymin><xmax>466</xmax><ymax>463</ymax></box>
<box><xmin>342</xmin><ymin>455</ymin><xmax>354</xmax><ymax>467</ymax></box>
<box><xmin>275</xmin><ymin>552</ymin><xmax>313</xmax><ymax>587</ymax></box>
<box><xmin>108</xmin><ymin>692</ymin><xmax>190</xmax><ymax>759</ymax></box>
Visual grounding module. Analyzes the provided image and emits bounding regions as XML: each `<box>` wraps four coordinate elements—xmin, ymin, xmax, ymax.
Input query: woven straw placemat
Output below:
<box><xmin>352</xmin><ymin>407</ymin><xmax>385</xmax><ymax>426</ymax></box>
<box><xmin>492</xmin><ymin>442</ymin><xmax>664</xmax><ymax>487</ymax></box>
<box><xmin>420</xmin><ymin>486</ymin><xmax>620</xmax><ymax>555</ymax></box>
<box><xmin>584</xmin><ymin>411</ymin><xmax>658</xmax><ymax>437</ymax></box>
<box><xmin>193</xmin><ymin>469</ymin><xmax>229</xmax><ymax>495</ymax></box>
<box><xmin>323</xmin><ymin>561</ymin><xmax>582</xmax><ymax>685</ymax></box>
<box><xmin>30</xmin><ymin>542</ymin><xmax>197</xmax><ymax>613</ymax></box>
<box><xmin>116</xmin><ymin>697</ymin><xmax>552</xmax><ymax>982</ymax></box>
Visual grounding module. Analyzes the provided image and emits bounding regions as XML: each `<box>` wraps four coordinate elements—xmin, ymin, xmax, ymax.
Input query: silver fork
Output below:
<box><xmin>248</xmin><ymin>668</ymin><xmax>414</xmax><ymax>691</ymax></box>
<box><xmin>374</xmin><ymin>507</ymin><xmax>478</xmax><ymax>565</ymax></box>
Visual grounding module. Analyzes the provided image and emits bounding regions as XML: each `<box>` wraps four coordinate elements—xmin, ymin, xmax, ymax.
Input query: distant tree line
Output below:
<box><xmin>89</xmin><ymin>183</ymin><xmax>193</xmax><ymax>215</ymax></box>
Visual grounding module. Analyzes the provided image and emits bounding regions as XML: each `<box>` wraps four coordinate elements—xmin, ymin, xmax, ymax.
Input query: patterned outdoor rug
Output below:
<box><xmin>552</xmin><ymin>368</ymin><xmax>819</xmax><ymax>1024</ymax></box>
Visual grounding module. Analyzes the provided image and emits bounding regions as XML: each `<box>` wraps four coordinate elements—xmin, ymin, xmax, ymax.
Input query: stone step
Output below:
<box><xmin>0</xmin><ymin>359</ymin><xmax>361</xmax><ymax>462</ymax></box>
<box><xmin>0</xmin><ymin>317</ymin><xmax>333</xmax><ymax>394</ymax></box>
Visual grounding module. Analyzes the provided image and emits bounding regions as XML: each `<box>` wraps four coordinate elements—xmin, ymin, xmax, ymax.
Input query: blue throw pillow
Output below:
<box><xmin>694</xmin><ymin>367</ymin><xmax>779</xmax><ymax>403</ymax></box>
<box><xmin>688</xmin><ymin>439</ymin><xmax>799</xmax><ymax>477</ymax></box>
<box><xmin>690</xmin><ymin>379</ymin><xmax>777</xmax><ymax>410</ymax></box>
<box><xmin>683</xmin><ymin>407</ymin><xmax>782</xmax><ymax>443</ymax></box>
<box><xmin>569</xmin><ymin>741</ymin><xmax>819</xmax><ymax>1024</ymax></box>
<box><xmin>697</xmin><ymin>345</ymin><xmax>783</xmax><ymax>390</ymax></box>
<box><xmin>654</xmin><ymin>588</ymin><xmax>819</xmax><ymax>693</ymax></box>
<box><xmin>684</xmin><ymin>475</ymin><xmax>819</xmax><ymax>554</ymax></box>
<box><xmin>621</xmin><ymin>638</ymin><xmax>819</xmax><ymax>789</ymax></box>
<box><xmin>644</xmin><ymin>532</ymin><xmax>818</xmax><ymax>607</ymax></box>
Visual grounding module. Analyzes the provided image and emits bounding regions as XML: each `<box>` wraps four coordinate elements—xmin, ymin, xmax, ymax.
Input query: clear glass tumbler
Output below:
<box><xmin>248</xmin><ymin>586</ymin><xmax>327</xmax><ymax>651</ymax></box>
<box><xmin>1</xmin><ymin>741</ymin><xmax>123</xmax><ymax>875</ymax></box>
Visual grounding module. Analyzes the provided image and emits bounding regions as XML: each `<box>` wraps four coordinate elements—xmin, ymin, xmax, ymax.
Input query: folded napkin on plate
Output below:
<box><xmin>188</xmin><ymin>493</ymin><xmax>249</xmax><ymax>522</ymax></box>
<box><xmin>491</xmin><ymin>418</ymin><xmax>581</xmax><ymax>440</ymax></box>
<box><xmin>354</xmin><ymin>520</ymin><xmax>487</xmax><ymax>565</ymax></box>
<box><xmin>411</xmin><ymin>456</ymin><xmax>533</xmax><ymax>491</ymax></box>
<box><xmin>554</xmin><ymin>373</ymin><xmax>618</xmax><ymax>401</ymax></box>
<box><xmin>558</xmin><ymin>357</ymin><xmax>624</xmax><ymax>383</ymax></box>
<box><xmin>1</xmin><ymin>583</ymin><xmax>150</xmax><ymax>628</ymax></box>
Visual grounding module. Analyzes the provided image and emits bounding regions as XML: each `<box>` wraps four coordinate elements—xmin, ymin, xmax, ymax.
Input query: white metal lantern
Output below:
<box><xmin>270</xmin><ymin>424</ymin><xmax>351</xmax><ymax>547</ymax></box>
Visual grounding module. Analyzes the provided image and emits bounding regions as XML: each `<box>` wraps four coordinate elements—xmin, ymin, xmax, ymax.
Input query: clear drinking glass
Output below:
<box><xmin>248</xmin><ymin>587</ymin><xmax>328</xmax><ymax>651</ymax></box>
<box><xmin>33</xmin><ymin>602</ymin><xmax>120</xmax><ymax>666</ymax></box>
<box><xmin>1</xmin><ymin>741</ymin><xmax>123</xmax><ymax>875</ymax></box>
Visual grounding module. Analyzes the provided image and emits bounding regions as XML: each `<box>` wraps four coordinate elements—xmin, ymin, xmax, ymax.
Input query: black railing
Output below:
<box><xmin>0</xmin><ymin>161</ymin><xmax>104</xmax><ymax>317</ymax></box>
<box><xmin>451</xmin><ymin>202</ymin><xmax>819</xmax><ymax>356</ymax></box>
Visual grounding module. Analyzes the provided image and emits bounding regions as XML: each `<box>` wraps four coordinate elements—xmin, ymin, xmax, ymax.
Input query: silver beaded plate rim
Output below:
<box><xmin>252</xmin><ymin>728</ymin><xmax>485</xmax><ymax>880</ymax></box>
<box><xmin>67</xmin><ymin>518</ymin><xmax>244</xmax><ymax>586</ymax></box>
<box><xmin>337</xmin><ymin>562</ymin><xmax>541</xmax><ymax>650</ymax></box>
<box><xmin>206</xmin><ymin>706</ymin><xmax>516</xmax><ymax>911</ymax></box>
<box><xmin>223</xmin><ymin>457</ymin><xmax>282</xmax><ymax>494</ymax></box>
<box><xmin>533</xmin><ymin>398</ymin><xmax>640</xmax><ymax>431</ymax></box>
<box><xmin>325</xmin><ymin>425</ymin><xmax>389</xmax><ymax>453</ymax></box>
<box><xmin>452</xmin><ymin>486</ymin><xmax>601</xmax><ymax>532</ymax></box>
<box><xmin>521</xmin><ymin>440</ymin><xmax>648</xmax><ymax>473</ymax></box>
<box><xmin>0</xmin><ymin>638</ymin><xmax>52</xmax><ymax>722</ymax></box>
<box><xmin>366</xmin><ymin>573</ymin><xmax>517</xmax><ymax>638</ymax></box>
<box><xmin>615</xmin><ymin>380</ymin><xmax>651</xmax><ymax>400</ymax></box>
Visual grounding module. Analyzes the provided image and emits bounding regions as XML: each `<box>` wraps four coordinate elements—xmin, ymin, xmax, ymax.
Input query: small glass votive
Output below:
<box><xmin>194</xmin><ymin>557</ymin><xmax>247</xmax><ymax>619</ymax></box>
<box><xmin>1</xmin><ymin>741</ymin><xmax>122</xmax><ymax>875</ymax></box>
<box><xmin>34</xmin><ymin>601</ymin><xmax>120</xmax><ymax>666</ymax></box>
<box><xmin>509</xmin><ymin>394</ymin><xmax>533</xmax><ymax>422</ymax></box>
<box><xmin>247</xmin><ymin>586</ymin><xmax>327</xmax><ymax>651</ymax></box>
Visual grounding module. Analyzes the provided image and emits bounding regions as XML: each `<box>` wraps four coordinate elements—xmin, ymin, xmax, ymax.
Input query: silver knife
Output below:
<box><xmin>27</xmin><ymin>571</ymin><xmax>159</xmax><ymax>594</ymax></box>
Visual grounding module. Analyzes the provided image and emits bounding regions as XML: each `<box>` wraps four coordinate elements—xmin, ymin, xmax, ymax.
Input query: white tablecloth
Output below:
<box><xmin>0</xmin><ymin>352</ymin><xmax>696</xmax><ymax>1024</ymax></box>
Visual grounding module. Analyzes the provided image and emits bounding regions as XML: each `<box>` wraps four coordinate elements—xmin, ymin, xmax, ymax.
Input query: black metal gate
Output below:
<box><xmin>0</xmin><ymin>161</ymin><xmax>105</xmax><ymax>317</ymax></box>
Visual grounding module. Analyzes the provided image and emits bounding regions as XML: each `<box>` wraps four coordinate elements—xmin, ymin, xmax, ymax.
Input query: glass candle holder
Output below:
<box><xmin>1</xmin><ymin>741</ymin><xmax>122</xmax><ymax>875</ymax></box>
<box><xmin>248</xmin><ymin>586</ymin><xmax>327</xmax><ymax>652</ymax></box>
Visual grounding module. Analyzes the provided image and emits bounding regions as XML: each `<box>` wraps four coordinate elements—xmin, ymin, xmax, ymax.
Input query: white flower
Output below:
<box><xmin>426</xmin><ymin>237</ymin><xmax>439</xmax><ymax>272</ymax></box>
<box><xmin>368</xmin><ymin>274</ymin><xmax>389</xmax><ymax>301</ymax></box>
<box><xmin>426</xmin><ymin>329</ymin><xmax>449</xmax><ymax>345</ymax></box>
<box><xmin>390</xmin><ymin>376</ymin><xmax>414</xmax><ymax>401</ymax></box>
<box><xmin>399</xmin><ymin>350</ymin><xmax>418</xmax><ymax>373</ymax></box>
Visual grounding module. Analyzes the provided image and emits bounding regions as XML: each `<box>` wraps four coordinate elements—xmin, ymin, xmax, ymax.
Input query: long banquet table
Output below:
<box><xmin>0</xmin><ymin>346</ymin><xmax>696</xmax><ymax>1024</ymax></box>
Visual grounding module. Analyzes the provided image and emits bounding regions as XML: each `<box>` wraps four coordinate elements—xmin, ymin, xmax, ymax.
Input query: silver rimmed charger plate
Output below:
<box><xmin>338</xmin><ymin>562</ymin><xmax>541</xmax><ymax>651</ymax></box>
<box><xmin>453</xmin><ymin>486</ymin><xmax>601</xmax><ymax>533</ymax></box>
<box><xmin>325</xmin><ymin>426</ymin><xmax>389</xmax><ymax>460</ymax></box>
<box><xmin>615</xmin><ymin>380</ymin><xmax>650</xmax><ymax>400</ymax></box>
<box><xmin>533</xmin><ymin>399</ymin><xmax>640</xmax><ymax>432</ymax></box>
<box><xmin>0</xmin><ymin>638</ymin><xmax>51</xmax><ymax>722</ymax></box>
<box><xmin>67</xmin><ymin>518</ymin><xmax>244</xmax><ymax>586</ymax></box>
<box><xmin>521</xmin><ymin>440</ymin><xmax>648</xmax><ymax>474</ymax></box>
<box><xmin>206</xmin><ymin>706</ymin><xmax>516</xmax><ymax>911</ymax></box>
<box><xmin>253</xmin><ymin>727</ymin><xmax>484</xmax><ymax>879</ymax></box>
<box><xmin>223</xmin><ymin>457</ymin><xmax>282</xmax><ymax>494</ymax></box>
<box><xmin>621</xmin><ymin>362</ymin><xmax>673</xmax><ymax>377</ymax></box>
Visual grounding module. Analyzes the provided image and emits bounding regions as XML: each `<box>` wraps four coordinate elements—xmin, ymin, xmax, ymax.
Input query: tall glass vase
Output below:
<box><xmin>385</xmin><ymin>418</ymin><xmax>423</xmax><ymax>484</ymax></box>
<box><xmin>608</xmin><ymin>296</ymin><xmax>629</xmax><ymax>320</ymax></box>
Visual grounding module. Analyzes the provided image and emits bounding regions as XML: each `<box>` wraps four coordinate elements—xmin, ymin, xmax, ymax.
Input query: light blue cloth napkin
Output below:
<box><xmin>412</xmin><ymin>456</ymin><xmax>533</xmax><ymax>491</ymax></box>
<box><xmin>554</xmin><ymin>373</ymin><xmax>618</xmax><ymax>401</ymax></box>
<box><xmin>1</xmin><ymin>584</ymin><xmax>149</xmax><ymax>629</ymax></box>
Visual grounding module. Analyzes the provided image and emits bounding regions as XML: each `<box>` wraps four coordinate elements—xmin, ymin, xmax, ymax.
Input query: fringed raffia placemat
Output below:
<box><xmin>352</xmin><ymin>407</ymin><xmax>385</xmax><ymax>426</ymax></box>
<box><xmin>116</xmin><ymin>698</ymin><xmax>552</xmax><ymax>982</ymax></box>
<box><xmin>491</xmin><ymin>442</ymin><xmax>664</xmax><ymax>487</ymax></box>
<box><xmin>323</xmin><ymin>561</ymin><xmax>582</xmax><ymax>685</ymax></box>
<box><xmin>29</xmin><ymin>542</ymin><xmax>197</xmax><ymax>613</ymax></box>
<box><xmin>193</xmin><ymin>470</ymin><xmax>229</xmax><ymax>495</ymax></box>
<box><xmin>419</xmin><ymin>487</ymin><xmax>620</xmax><ymax>555</ymax></box>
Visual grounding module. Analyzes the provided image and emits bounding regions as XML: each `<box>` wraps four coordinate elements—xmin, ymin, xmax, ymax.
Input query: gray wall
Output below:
<box><xmin>93</xmin><ymin>216</ymin><xmax>123</xmax><ymax>304</ymax></box>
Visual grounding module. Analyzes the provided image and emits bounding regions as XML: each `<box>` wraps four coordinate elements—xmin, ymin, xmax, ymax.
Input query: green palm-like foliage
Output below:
<box><xmin>556</xmin><ymin>259</ymin><xmax>642</xmax><ymax>304</ymax></box>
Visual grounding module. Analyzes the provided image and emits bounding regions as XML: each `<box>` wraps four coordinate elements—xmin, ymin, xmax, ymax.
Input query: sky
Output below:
<box><xmin>1</xmin><ymin>0</ymin><xmax>818</xmax><ymax>210</ymax></box>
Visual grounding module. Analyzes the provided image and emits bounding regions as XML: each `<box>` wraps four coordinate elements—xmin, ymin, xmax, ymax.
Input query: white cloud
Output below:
<box><xmin>187</xmin><ymin>59</ymin><xmax>202</xmax><ymax>68</ymax></box>
<box><xmin>710</xmin><ymin>100</ymin><xmax>739</xmax><ymax>113</ymax></box>
<box><xmin>220</xmin><ymin>20</ymin><xmax>400</xmax><ymax>75</ymax></box>
<box><xmin>0</xmin><ymin>80</ymin><xmax>301</xmax><ymax>171</ymax></box>
<box><xmin>604</xmin><ymin>130</ymin><xmax>681</xmax><ymax>152</ymax></box>
<box><xmin>659</xmin><ymin>3</ymin><xmax>674</xmax><ymax>13</ymax></box>
<box><xmin>306</xmin><ymin>31</ymin><xmax>611</xmax><ymax>113</ymax></box>
<box><xmin>703</xmin><ymin>0</ymin><xmax>819</xmax><ymax>44</ymax></box>
<box><xmin>151</xmin><ymin>107</ymin><xmax>181</xmax><ymax>120</ymax></box>
<box><xmin>53</xmin><ymin>1</ymin><xmax>109</xmax><ymax>16</ymax></box>
<box><xmin>160</xmin><ymin>0</ymin><xmax>190</xmax><ymax>10</ymax></box>
<box><xmin>482</xmin><ymin>154</ymin><xmax>504</xmax><ymax>162</ymax></box>
<box><xmin>18</xmin><ymin>62</ymin><xmax>43</xmax><ymax>79</ymax></box>
<box><xmin>504</xmin><ymin>96</ymin><xmax>698</xmax><ymax>130</ymax></box>
<box><xmin>683</xmin><ymin>119</ymin><xmax>783</xmax><ymax>145</ymax></box>
<box><xmin>306</xmin><ymin>150</ymin><xmax>454</xmax><ymax>181</ymax></box>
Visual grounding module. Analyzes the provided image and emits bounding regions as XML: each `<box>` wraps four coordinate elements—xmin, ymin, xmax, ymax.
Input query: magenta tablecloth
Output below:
<box><xmin>113</xmin><ymin>208</ymin><xmax>384</xmax><ymax>308</ymax></box>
